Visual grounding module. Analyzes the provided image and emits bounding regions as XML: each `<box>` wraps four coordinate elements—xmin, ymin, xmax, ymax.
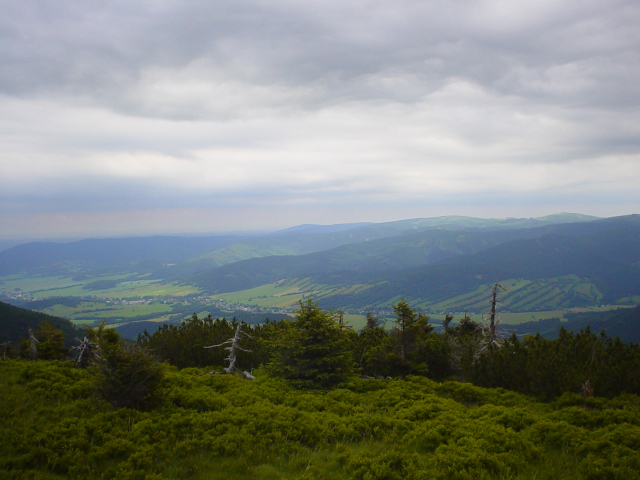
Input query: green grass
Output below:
<box><xmin>426</xmin><ymin>276</ymin><xmax>603</xmax><ymax>313</ymax></box>
<box><xmin>0</xmin><ymin>273</ymin><xmax>199</xmax><ymax>299</ymax></box>
<box><xmin>0</xmin><ymin>273</ymin><xmax>134</xmax><ymax>294</ymax></box>
<box><xmin>1</xmin><ymin>272</ymin><xmax>632</xmax><ymax>333</ymax></box>
<box><xmin>217</xmin><ymin>279</ymin><xmax>375</xmax><ymax>309</ymax></box>
<box><xmin>342</xmin><ymin>314</ymin><xmax>367</xmax><ymax>330</ymax></box>
<box><xmin>498</xmin><ymin>305</ymin><xmax>635</xmax><ymax>325</ymax></box>
<box><xmin>34</xmin><ymin>279</ymin><xmax>166</xmax><ymax>298</ymax></box>
<box><xmin>93</xmin><ymin>282</ymin><xmax>200</xmax><ymax>297</ymax></box>
<box><xmin>217</xmin><ymin>279</ymin><xmax>325</xmax><ymax>308</ymax></box>
<box><xmin>42</xmin><ymin>302</ymin><xmax>173</xmax><ymax>321</ymax></box>
<box><xmin>430</xmin><ymin>306</ymin><xmax>634</xmax><ymax>326</ymax></box>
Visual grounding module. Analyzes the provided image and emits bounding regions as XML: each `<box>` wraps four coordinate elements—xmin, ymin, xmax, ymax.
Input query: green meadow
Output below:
<box><xmin>426</xmin><ymin>276</ymin><xmax>603</xmax><ymax>313</ymax></box>
<box><xmin>42</xmin><ymin>302</ymin><xmax>174</xmax><ymax>323</ymax></box>
<box><xmin>0</xmin><ymin>272</ymin><xmax>633</xmax><ymax>333</ymax></box>
<box><xmin>0</xmin><ymin>273</ymin><xmax>199</xmax><ymax>299</ymax></box>
<box><xmin>217</xmin><ymin>278</ymin><xmax>374</xmax><ymax>309</ymax></box>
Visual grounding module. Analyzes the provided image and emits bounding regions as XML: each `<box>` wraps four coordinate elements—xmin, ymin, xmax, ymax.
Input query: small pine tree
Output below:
<box><xmin>391</xmin><ymin>300</ymin><xmax>434</xmax><ymax>377</ymax></box>
<box><xmin>266</xmin><ymin>300</ymin><xmax>357</xmax><ymax>389</ymax></box>
<box><xmin>21</xmin><ymin>321</ymin><xmax>69</xmax><ymax>360</ymax></box>
<box><xmin>356</xmin><ymin>313</ymin><xmax>394</xmax><ymax>377</ymax></box>
<box><xmin>91</xmin><ymin>326</ymin><xmax>164</xmax><ymax>410</ymax></box>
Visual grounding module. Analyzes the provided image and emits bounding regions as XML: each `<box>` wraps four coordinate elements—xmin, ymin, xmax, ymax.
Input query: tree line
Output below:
<box><xmin>136</xmin><ymin>299</ymin><xmax>640</xmax><ymax>399</ymax></box>
<box><xmin>6</xmin><ymin>298</ymin><xmax>640</xmax><ymax>402</ymax></box>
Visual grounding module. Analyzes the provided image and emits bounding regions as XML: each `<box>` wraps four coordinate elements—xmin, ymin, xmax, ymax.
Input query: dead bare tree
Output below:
<box><xmin>478</xmin><ymin>283</ymin><xmax>508</xmax><ymax>352</ymax></box>
<box><xmin>581</xmin><ymin>379</ymin><xmax>594</xmax><ymax>398</ymax></box>
<box><xmin>1</xmin><ymin>341</ymin><xmax>10</xmax><ymax>360</ymax></box>
<box><xmin>72</xmin><ymin>336</ymin><xmax>100</xmax><ymax>367</ymax></box>
<box><xmin>28</xmin><ymin>327</ymin><xmax>39</xmax><ymax>360</ymax></box>
<box><xmin>204</xmin><ymin>324</ymin><xmax>254</xmax><ymax>379</ymax></box>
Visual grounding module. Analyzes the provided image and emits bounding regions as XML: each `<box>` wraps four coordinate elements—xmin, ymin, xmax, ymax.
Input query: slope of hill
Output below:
<box><xmin>0</xmin><ymin>235</ymin><xmax>246</xmax><ymax>275</ymax></box>
<box><xmin>4</xmin><ymin>360</ymin><xmax>640</xmax><ymax>480</ymax></box>
<box><xmin>163</xmin><ymin>213</ymin><xmax>599</xmax><ymax>275</ymax></box>
<box><xmin>507</xmin><ymin>306</ymin><xmax>640</xmax><ymax>343</ymax></box>
<box><xmin>0</xmin><ymin>301</ymin><xmax>78</xmax><ymax>346</ymax></box>
<box><xmin>0</xmin><ymin>213</ymin><xmax>598</xmax><ymax>278</ymax></box>
<box><xmin>271</xmin><ymin>222</ymin><xmax>375</xmax><ymax>234</ymax></box>
<box><xmin>189</xmin><ymin>216</ymin><xmax>606</xmax><ymax>292</ymax></box>
<box><xmin>0</xmin><ymin>213</ymin><xmax>614</xmax><ymax>325</ymax></box>
<box><xmin>563</xmin><ymin>306</ymin><xmax>640</xmax><ymax>343</ymax></box>
<box><xmin>332</xmin><ymin>216</ymin><xmax>640</xmax><ymax>310</ymax></box>
<box><xmin>189</xmin><ymin>215</ymin><xmax>640</xmax><ymax>312</ymax></box>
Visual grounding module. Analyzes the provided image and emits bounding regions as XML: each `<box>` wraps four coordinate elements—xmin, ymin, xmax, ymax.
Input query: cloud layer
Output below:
<box><xmin>1</xmin><ymin>0</ymin><xmax>640</xmax><ymax>237</ymax></box>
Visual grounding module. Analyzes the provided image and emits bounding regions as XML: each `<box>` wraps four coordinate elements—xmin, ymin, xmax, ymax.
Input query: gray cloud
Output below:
<box><xmin>5</xmin><ymin>1</ymin><xmax>639</xmax><ymax>109</ymax></box>
<box><xmin>1</xmin><ymin>0</ymin><xmax>639</xmax><ymax>237</ymax></box>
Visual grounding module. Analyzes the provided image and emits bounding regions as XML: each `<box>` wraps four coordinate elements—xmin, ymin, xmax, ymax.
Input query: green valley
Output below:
<box><xmin>2</xmin><ymin>214</ymin><xmax>639</xmax><ymax>341</ymax></box>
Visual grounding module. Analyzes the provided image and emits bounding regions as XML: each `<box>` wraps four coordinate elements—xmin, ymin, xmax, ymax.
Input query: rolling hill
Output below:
<box><xmin>0</xmin><ymin>213</ymin><xmax>597</xmax><ymax>278</ymax></box>
<box><xmin>188</xmin><ymin>215</ymin><xmax>640</xmax><ymax>312</ymax></box>
<box><xmin>0</xmin><ymin>301</ymin><xmax>78</xmax><ymax>346</ymax></box>
<box><xmin>4</xmin><ymin>212</ymin><xmax>633</xmax><ymax>322</ymax></box>
<box><xmin>507</xmin><ymin>306</ymin><xmax>640</xmax><ymax>342</ymax></box>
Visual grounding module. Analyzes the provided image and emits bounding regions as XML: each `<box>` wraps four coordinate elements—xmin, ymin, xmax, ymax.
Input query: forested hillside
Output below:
<box><xmin>0</xmin><ymin>300</ymin><xmax>77</xmax><ymax>347</ymax></box>
<box><xmin>0</xmin><ymin>213</ymin><xmax>597</xmax><ymax>278</ymax></box>
<box><xmin>507</xmin><ymin>306</ymin><xmax>640</xmax><ymax>342</ymax></box>
<box><xmin>188</xmin><ymin>215</ymin><xmax>640</xmax><ymax>311</ymax></box>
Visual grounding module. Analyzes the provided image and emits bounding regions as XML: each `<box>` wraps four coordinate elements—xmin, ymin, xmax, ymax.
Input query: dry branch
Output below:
<box><xmin>72</xmin><ymin>336</ymin><xmax>100</xmax><ymax>367</ymax></box>
<box><xmin>28</xmin><ymin>327</ymin><xmax>39</xmax><ymax>360</ymax></box>
<box><xmin>477</xmin><ymin>283</ymin><xmax>508</xmax><ymax>353</ymax></box>
<box><xmin>204</xmin><ymin>324</ymin><xmax>253</xmax><ymax>377</ymax></box>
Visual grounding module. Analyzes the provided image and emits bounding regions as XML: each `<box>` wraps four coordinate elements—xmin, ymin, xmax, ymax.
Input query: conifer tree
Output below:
<box><xmin>391</xmin><ymin>300</ymin><xmax>434</xmax><ymax>377</ymax></box>
<box><xmin>266</xmin><ymin>300</ymin><xmax>356</xmax><ymax>389</ymax></box>
<box><xmin>92</xmin><ymin>326</ymin><xmax>165</xmax><ymax>410</ymax></box>
<box><xmin>356</xmin><ymin>313</ymin><xmax>394</xmax><ymax>377</ymax></box>
<box><xmin>34</xmin><ymin>321</ymin><xmax>69</xmax><ymax>360</ymax></box>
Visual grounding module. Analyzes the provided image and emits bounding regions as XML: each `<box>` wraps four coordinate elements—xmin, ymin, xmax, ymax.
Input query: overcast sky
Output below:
<box><xmin>1</xmin><ymin>0</ymin><xmax>639</xmax><ymax>239</ymax></box>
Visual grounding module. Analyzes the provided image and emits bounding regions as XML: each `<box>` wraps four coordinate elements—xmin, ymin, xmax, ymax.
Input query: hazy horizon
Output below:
<box><xmin>0</xmin><ymin>211</ymin><xmax>609</xmax><ymax>247</ymax></box>
<box><xmin>2</xmin><ymin>1</ymin><xmax>639</xmax><ymax>240</ymax></box>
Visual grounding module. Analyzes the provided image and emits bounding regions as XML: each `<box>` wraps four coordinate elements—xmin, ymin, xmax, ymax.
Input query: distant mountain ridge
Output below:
<box><xmin>5</xmin><ymin>212</ymin><xmax>632</xmax><ymax>314</ymax></box>
<box><xmin>0</xmin><ymin>213</ymin><xmax>598</xmax><ymax>277</ymax></box>
<box><xmin>3</xmin><ymin>213</ymin><xmax>640</xmax><ymax>340</ymax></box>
<box><xmin>186</xmin><ymin>214</ymin><xmax>613</xmax><ymax>289</ymax></box>
<box><xmin>0</xmin><ymin>236</ymin><xmax>245</xmax><ymax>275</ymax></box>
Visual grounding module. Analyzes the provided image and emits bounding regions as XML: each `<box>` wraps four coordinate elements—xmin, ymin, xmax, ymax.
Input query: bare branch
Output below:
<box><xmin>477</xmin><ymin>283</ymin><xmax>508</xmax><ymax>354</ymax></box>
<box><xmin>204</xmin><ymin>324</ymin><xmax>253</xmax><ymax>378</ymax></box>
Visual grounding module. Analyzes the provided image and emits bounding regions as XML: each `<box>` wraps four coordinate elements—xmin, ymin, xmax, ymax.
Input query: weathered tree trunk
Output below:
<box><xmin>205</xmin><ymin>324</ymin><xmax>252</xmax><ymax>377</ymax></box>
<box><xmin>488</xmin><ymin>284</ymin><xmax>499</xmax><ymax>342</ymax></box>
<box><xmin>1</xmin><ymin>341</ymin><xmax>10</xmax><ymax>360</ymax></box>
<box><xmin>582</xmin><ymin>379</ymin><xmax>594</xmax><ymax>398</ymax></box>
<box><xmin>73</xmin><ymin>336</ymin><xmax>99</xmax><ymax>367</ymax></box>
<box><xmin>28</xmin><ymin>327</ymin><xmax>39</xmax><ymax>360</ymax></box>
<box><xmin>478</xmin><ymin>283</ymin><xmax>506</xmax><ymax>352</ymax></box>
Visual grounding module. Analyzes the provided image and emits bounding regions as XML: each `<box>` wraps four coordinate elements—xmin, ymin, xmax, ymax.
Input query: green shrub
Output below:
<box><xmin>3</xmin><ymin>360</ymin><xmax>640</xmax><ymax>480</ymax></box>
<box><xmin>91</xmin><ymin>343</ymin><xmax>165</xmax><ymax>411</ymax></box>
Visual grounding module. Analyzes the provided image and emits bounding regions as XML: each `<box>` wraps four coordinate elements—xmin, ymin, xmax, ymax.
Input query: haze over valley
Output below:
<box><xmin>2</xmin><ymin>212</ymin><xmax>639</xmax><ymax>342</ymax></box>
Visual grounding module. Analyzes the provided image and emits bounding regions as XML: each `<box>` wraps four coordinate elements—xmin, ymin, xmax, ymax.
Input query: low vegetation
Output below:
<box><xmin>3</xmin><ymin>297</ymin><xmax>640</xmax><ymax>479</ymax></box>
<box><xmin>2</xmin><ymin>359</ymin><xmax>640</xmax><ymax>479</ymax></box>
